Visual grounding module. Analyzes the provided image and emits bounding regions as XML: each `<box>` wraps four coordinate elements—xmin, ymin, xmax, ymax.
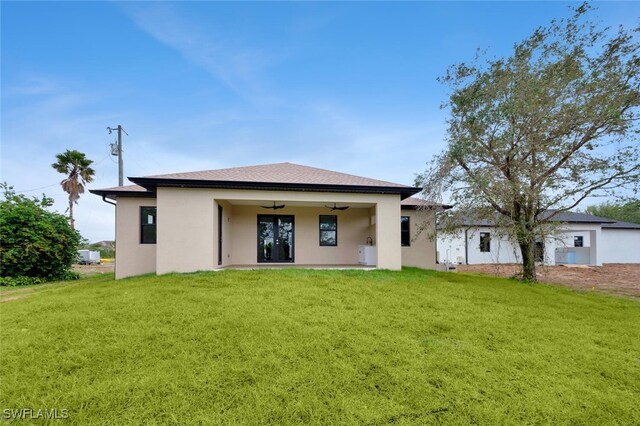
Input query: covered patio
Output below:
<box><xmin>155</xmin><ymin>187</ymin><xmax>402</xmax><ymax>274</ymax></box>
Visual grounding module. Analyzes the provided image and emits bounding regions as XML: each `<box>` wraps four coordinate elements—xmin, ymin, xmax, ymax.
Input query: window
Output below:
<box><xmin>401</xmin><ymin>216</ymin><xmax>410</xmax><ymax>246</ymax></box>
<box><xmin>140</xmin><ymin>207</ymin><xmax>157</xmax><ymax>244</ymax></box>
<box><xmin>480</xmin><ymin>232</ymin><xmax>491</xmax><ymax>252</ymax></box>
<box><xmin>535</xmin><ymin>241</ymin><xmax>544</xmax><ymax>262</ymax></box>
<box><xmin>319</xmin><ymin>215</ymin><xmax>337</xmax><ymax>246</ymax></box>
<box><xmin>574</xmin><ymin>236</ymin><xmax>583</xmax><ymax>247</ymax></box>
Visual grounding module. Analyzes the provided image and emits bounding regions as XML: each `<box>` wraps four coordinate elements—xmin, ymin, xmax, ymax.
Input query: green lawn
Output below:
<box><xmin>1</xmin><ymin>269</ymin><xmax>639</xmax><ymax>425</ymax></box>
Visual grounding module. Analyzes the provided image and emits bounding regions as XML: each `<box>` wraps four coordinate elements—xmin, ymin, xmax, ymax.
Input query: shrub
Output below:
<box><xmin>59</xmin><ymin>271</ymin><xmax>80</xmax><ymax>281</ymax></box>
<box><xmin>0</xmin><ymin>272</ymin><xmax>79</xmax><ymax>287</ymax></box>
<box><xmin>0</xmin><ymin>183</ymin><xmax>80</xmax><ymax>282</ymax></box>
<box><xmin>0</xmin><ymin>276</ymin><xmax>43</xmax><ymax>287</ymax></box>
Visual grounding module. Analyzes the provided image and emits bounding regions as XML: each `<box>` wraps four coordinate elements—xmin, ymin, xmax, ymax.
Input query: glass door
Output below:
<box><xmin>276</xmin><ymin>216</ymin><xmax>293</xmax><ymax>262</ymax></box>
<box><xmin>258</xmin><ymin>215</ymin><xmax>294</xmax><ymax>262</ymax></box>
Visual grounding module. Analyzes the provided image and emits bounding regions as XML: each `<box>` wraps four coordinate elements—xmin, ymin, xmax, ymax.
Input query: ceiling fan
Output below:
<box><xmin>261</xmin><ymin>201</ymin><xmax>286</xmax><ymax>210</ymax></box>
<box><xmin>325</xmin><ymin>202</ymin><xmax>349</xmax><ymax>211</ymax></box>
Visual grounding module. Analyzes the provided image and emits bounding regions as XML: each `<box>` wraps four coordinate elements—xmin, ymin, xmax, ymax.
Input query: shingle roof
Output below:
<box><xmin>89</xmin><ymin>184</ymin><xmax>155</xmax><ymax>199</ymax></box>
<box><xmin>93</xmin><ymin>184</ymin><xmax>147</xmax><ymax>193</ymax></box>
<box><xmin>602</xmin><ymin>220</ymin><xmax>640</xmax><ymax>229</ymax></box>
<box><xmin>144</xmin><ymin>162</ymin><xmax>407</xmax><ymax>188</ymax></box>
<box><xmin>91</xmin><ymin>162</ymin><xmax>421</xmax><ymax>199</ymax></box>
<box><xmin>546</xmin><ymin>211</ymin><xmax>616</xmax><ymax>224</ymax></box>
<box><xmin>441</xmin><ymin>210</ymin><xmax>618</xmax><ymax>228</ymax></box>
<box><xmin>401</xmin><ymin>197</ymin><xmax>452</xmax><ymax>209</ymax></box>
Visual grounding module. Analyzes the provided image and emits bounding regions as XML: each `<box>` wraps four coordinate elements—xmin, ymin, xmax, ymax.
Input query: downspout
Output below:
<box><xmin>464</xmin><ymin>227</ymin><xmax>469</xmax><ymax>265</ymax></box>
<box><xmin>101</xmin><ymin>195</ymin><xmax>116</xmax><ymax>206</ymax></box>
<box><xmin>434</xmin><ymin>212</ymin><xmax>439</xmax><ymax>264</ymax></box>
<box><xmin>100</xmin><ymin>195</ymin><xmax>117</xmax><ymax>278</ymax></box>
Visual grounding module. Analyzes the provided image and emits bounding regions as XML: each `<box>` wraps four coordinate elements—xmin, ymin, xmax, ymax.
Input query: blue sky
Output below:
<box><xmin>2</xmin><ymin>1</ymin><xmax>638</xmax><ymax>242</ymax></box>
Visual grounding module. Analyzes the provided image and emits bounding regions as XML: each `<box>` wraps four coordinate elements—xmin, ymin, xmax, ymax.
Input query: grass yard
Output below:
<box><xmin>1</xmin><ymin>269</ymin><xmax>639</xmax><ymax>425</ymax></box>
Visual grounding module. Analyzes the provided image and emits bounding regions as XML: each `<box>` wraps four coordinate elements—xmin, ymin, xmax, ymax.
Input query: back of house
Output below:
<box><xmin>92</xmin><ymin>162</ymin><xmax>445</xmax><ymax>278</ymax></box>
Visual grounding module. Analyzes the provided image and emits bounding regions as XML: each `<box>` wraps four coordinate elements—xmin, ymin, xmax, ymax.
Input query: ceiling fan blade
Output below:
<box><xmin>262</xmin><ymin>201</ymin><xmax>284</xmax><ymax>209</ymax></box>
<box><xmin>326</xmin><ymin>203</ymin><xmax>349</xmax><ymax>211</ymax></box>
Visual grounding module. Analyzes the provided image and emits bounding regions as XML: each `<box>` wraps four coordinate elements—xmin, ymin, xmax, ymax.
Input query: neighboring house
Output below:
<box><xmin>91</xmin><ymin>163</ymin><xmax>444</xmax><ymax>279</ymax></box>
<box><xmin>437</xmin><ymin>212</ymin><xmax>640</xmax><ymax>266</ymax></box>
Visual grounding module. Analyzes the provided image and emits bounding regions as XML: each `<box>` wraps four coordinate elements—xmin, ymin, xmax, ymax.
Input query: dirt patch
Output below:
<box><xmin>0</xmin><ymin>285</ymin><xmax>40</xmax><ymax>303</ymax></box>
<box><xmin>0</xmin><ymin>263</ymin><xmax>115</xmax><ymax>303</ymax></box>
<box><xmin>73</xmin><ymin>263</ymin><xmax>115</xmax><ymax>276</ymax></box>
<box><xmin>0</xmin><ymin>265</ymin><xmax>114</xmax><ymax>303</ymax></box>
<box><xmin>1</xmin><ymin>296</ymin><xmax>27</xmax><ymax>302</ymax></box>
<box><xmin>456</xmin><ymin>263</ymin><xmax>640</xmax><ymax>299</ymax></box>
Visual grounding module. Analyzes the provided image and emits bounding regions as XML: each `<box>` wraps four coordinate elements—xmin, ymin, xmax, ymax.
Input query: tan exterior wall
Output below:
<box><xmin>156</xmin><ymin>188</ymin><xmax>216</xmax><ymax>275</ymax></box>
<box><xmin>401</xmin><ymin>209</ymin><xmax>437</xmax><ymax>269</ymax></box>
<box><xmin>114</xmin><ymin>197</ymin><xmax>157</xmax><ymax>279</ymax></box>
<box><xmin>217</xmin><ymin>200</ymin><xmax>234</xmax><ymax>267</ymax></box>
<box><xmin>374</xmin><ymin>196</ymin><xmax>402</xmax><ymax>269</ymax></box>
<box><xmin>152</xmin><ymin>188</ymin><xmax>402</xmax><ymax>274</ymax></box>
<box><xmin>229</xmin><ymin>205</ymin><xmax>372</xmax><ymax>266</ymax></box>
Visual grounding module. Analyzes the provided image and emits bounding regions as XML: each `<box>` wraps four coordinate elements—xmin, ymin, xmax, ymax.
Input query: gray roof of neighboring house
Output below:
<box><xmin>90</xmin><ymin>162</ymin><xmax>422</xmax><ymax>200</ymax></box>
<box><xmin>440</xmin><ymin>210</ymin><xmax>621</xmax><ymax>228</ymax></box>
<box><xmin>601</xmin><ymin>220</ymin><xmax>640</xmax><ymax>229</ymax></box>
<box><xmin>546</xmin><ymin>211</ymin><xmax>616</xmax><ymax>224</ymax></box>
<box><xmin>401</xmin><ymin>197</ymin><xmax>452</xmax><ymax>209</ymax></box>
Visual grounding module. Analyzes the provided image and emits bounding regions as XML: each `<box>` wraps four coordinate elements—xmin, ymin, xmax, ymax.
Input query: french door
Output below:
<box><xmin>257</xmin><ymin>215</ymin><xmax>294</xmax><ymax>263</ymax></box>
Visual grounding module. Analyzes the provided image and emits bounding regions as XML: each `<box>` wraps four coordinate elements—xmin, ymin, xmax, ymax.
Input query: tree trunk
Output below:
<box><xmin>518</xmin><ymin>239</ymin><xmax>537</xmax><ymax>281</ymax></box>
<box><xmin>69</xmin><ymin>199</ymin><xmax>75</xmax><ymax>230</ymax></box>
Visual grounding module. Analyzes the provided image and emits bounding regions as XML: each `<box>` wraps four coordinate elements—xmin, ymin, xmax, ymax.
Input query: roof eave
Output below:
<box><xmin>129</xmin><ymin>177</ymin><xmax>421</xmax><ymax>200</ymax></box>
<box><xmin>89</xmin><ymin>189</ymin><xmax>156</xmax><ymax>200</ymax></box>
<box><xmin>401</xmin><ymin>204</ymin><xmax>453</xmax><ymax>210</ymax></box>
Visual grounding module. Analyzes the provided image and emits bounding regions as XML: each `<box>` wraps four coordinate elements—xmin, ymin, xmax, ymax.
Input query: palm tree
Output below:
<box><xmin>52</xmin><ymin>150</ymin><xmax>95</xmax><ymax>230</ymax></box>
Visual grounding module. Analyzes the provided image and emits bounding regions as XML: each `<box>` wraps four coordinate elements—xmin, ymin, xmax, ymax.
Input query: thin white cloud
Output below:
<box><xmin>120</xmin><ymin>3</ymin><xmax>283</xmax><ymax>105</ymax></box>
<box><xmin>1</xmin><ymin>75</ymin><xmax>120</xmax><ymax>242</ymax></box>
<box><xmin>266</xmin><ymin>101</ymin><xmax>447</xmax><ymax>186</ymax></box>
<box><xmin>3</xmin><ymin>75</ymin><xmax>59</xmax><ymax>97</ymax></box>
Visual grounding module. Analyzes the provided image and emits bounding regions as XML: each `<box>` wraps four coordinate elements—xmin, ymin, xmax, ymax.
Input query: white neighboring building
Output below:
<box><xmin>437</xmin><ymin>212</ymin><xmax>640</xmax><ymax>266</ymax></box>
<box><xmin>599</xmin><ymin>221</ymin><xmax>640</xmax><ymax>264</ymax></box>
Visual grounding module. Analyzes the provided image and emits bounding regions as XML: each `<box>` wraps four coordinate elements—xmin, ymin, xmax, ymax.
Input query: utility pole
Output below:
<box><xmin>107</xmin><ymin>125</ymin><xmax>128</xmax><ymax>186</ymax></box>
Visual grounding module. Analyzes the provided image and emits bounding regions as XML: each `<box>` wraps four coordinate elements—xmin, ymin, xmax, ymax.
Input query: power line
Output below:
<box><xmin>92</xmin><ymin>153</ymin><xmax>111</xmax><ymax>166</ymax></box>
<box><xmin>15</xmin><ymin>183</ymin><xmax>59</xmax><ymax>193</ymax></box>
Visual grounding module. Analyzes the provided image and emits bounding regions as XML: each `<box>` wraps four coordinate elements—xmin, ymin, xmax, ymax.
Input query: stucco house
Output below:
<box><xmin>91</xmin><ymin>163</ymin><xmax>442</xmax><ymax>279</ymax></box>
<box><xmin>437</xmin><ymin>211</ymin><xmax>640</xmax><ymax>266</ymax></box>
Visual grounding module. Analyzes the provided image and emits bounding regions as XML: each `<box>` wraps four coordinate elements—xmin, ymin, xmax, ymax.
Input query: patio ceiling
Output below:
<box><xmin>225</xmin><ymin>199</ymin><xmax>376</xmax><ymax>208</ymax></box>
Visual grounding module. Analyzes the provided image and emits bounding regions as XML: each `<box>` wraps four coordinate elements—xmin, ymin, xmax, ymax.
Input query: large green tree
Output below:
<box><xmin>0</xmin><ymin>184</ymin><xmax>80</xmax><ymax>281</ymax></box>
<box><xmin>418</xmin><ymin>4</ymin><xmax>639</xmax><ymax>281</ymax></box>
<box><xmin>52</xmin><ymin>149</ymin><xmax>95</xmax><ymax>230</ymax></box>
<box><xmin>585</xmin><ymin>199</ymin><xmax>640</xmax><ymax>224</ymax></box>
